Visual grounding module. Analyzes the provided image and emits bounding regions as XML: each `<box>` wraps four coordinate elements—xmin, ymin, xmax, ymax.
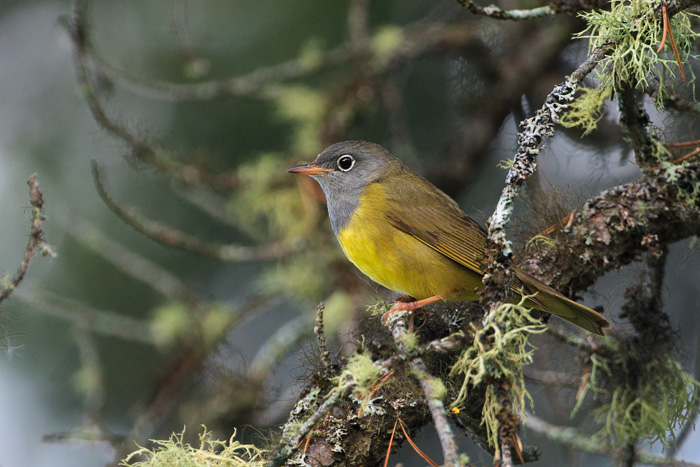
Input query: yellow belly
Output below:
<box><xmin>336</xmin><ymin>185</ymin><xmax>483</xmax><ymax>301</ymax></box>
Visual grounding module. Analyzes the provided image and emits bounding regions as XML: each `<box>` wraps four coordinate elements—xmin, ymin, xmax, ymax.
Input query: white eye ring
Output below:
<box><xmin>337</xmin><ymin>155</ymin><xmax>355</xmax><ymax>172</ymax></box>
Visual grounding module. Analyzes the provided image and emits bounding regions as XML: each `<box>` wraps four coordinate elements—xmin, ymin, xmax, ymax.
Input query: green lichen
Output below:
<box><xmin>449</xmin><ymin>297</ymin><xmax>547</xmax><ymax>449</ymax></box>
<box><xmin>260</xmin><ymin>253</ymin><xmax>330</xmax><ymax>301</ymax></box>
<box><xmin>264</xmin><ymin>85</ymin><xmax>327</xmax><ymax>155</ymax></box>
<box><xmin>525</xmin><ymin>234</ymin><xmax>557</xmax><ymax>251</ymax></box>
<box><xmin>150</xmin><ymin>302</ymin><xmax>195</xmax><ymax>349</ymax></box>
<box><xmin>201</xmin><ymin>303</ymin><xmax>237</xmax><ymax>346</ymax></box>
<box><xmin>332</xmin><ymin>353</ymin><xmax>384</xmax><ymax>414</ymax></box>
<box><xmin>372</xmin><ymin>26</ymin><xmax>404</xmax><ymax>58</ymax></box>
<box><xmin>228</xmin><ymin>153</ymin><xmax>318</xmax><ymax>243</ymax></box>
<box><xmin>577</xmin><ymin>0</ymin><xmax>699</xmax><ymax>104</ymax></box>
<box><xmin>121</xmin><ymin>426</ymin><xmax>267</xmax><ymax>467</ymax></box>
<box><xmin>429</xmin><ymin>377</ymin><xmax>448</xmax><ymax>401</ymax></box>
<box><xmin>559</xmin><ymin>84</ymin><xmax>613</xmax><ymax>135</ymax></box>
<box><xmin>574</xmin><ymin>343</ymin><xmax>700</xmax><ymax>446</ymax></box>
<box><xmin>366</xmin><ymin>300</ymin><xmax>392</xmax><ymax>316</ymax></box>
<box><xmin>497</xmin><ymin>158</ymin><xmax>515</xmax><ymax>170</ymax></box>
<box><xmin>399</xmin><ymin>330</ymin><xmax>419</xmax><ymax>351</ymax></box>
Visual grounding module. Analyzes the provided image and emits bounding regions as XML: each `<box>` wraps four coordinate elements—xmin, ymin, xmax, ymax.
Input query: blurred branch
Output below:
<box><xmin>91</xmin><ymin>161</ymin><xmax>284</xmax><ymax>262</ymax></box>
<box><xmin>170</xmin><ymin>0</ymin><xmax>210</xmax><ymax>78</ymax></box>
<box><xmin>65</xmin><ymin>216</ymin><xmax>197</xmax><ymax>304</ymax></box>
<box><xmin>16</xmin><ymin>291</ymin><xmax>155</xmax><ymax>344</ymax></box>
<box><xmin>456</xmin><ymin>1</ymin><xmax>556</xmax><ymax>20</ymax></box>
<box><xmin>348</xmin><ymin>0</ymin><xmax>370</xmax><ymax>51</ymax></box>
<box><xmin>77</xmin><ymin>13</ymin><xmax>479</xmax><ymax>102</ymax></box>
<box><xmin>525</xmin><ymin>412</ymin><xmax>700</xmax><ymax>466</ymax></box>
<box><xmin>126</xmin><ymin>293</ymin><xmax>272</xmax><ymax>448</ymax></box>
<box><xmin>0</xmin><ymin>174</ymin><xmax>53</xmax><ymax>304</ymax></box>
<box><xmin>250</xmin><ymin>312</ymin><xmax>313</xmax><ymax>383</ymax></box>
<box><xmin>65</xmin><ymin>0</ymin><xmax>239</xmax><ymax>191</ymax></box>
<box><xmin>72</xmin><ymin>327</ymin><xmax>107</xmax><ymax>421</ymax></box>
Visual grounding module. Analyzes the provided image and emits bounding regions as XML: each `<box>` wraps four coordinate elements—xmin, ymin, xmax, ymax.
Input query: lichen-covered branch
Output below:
<box><xmin>521</xmin><ymin>164</ymin><xmax>700</xmax><ymax>294</ymax></box>
<box><xmin>456</xmin><ymin>1</ymin><xmax>556</xmax><ymax>20</ymax></box>
<box><xmin>456</xmin><ymin>0</ymin><xmax>609</xmax><ymax>19</ymax></box>
<box><xmin>388</xmin><ymin>315</ymin><xmax>462</xmax><ymax>467</ymax></box>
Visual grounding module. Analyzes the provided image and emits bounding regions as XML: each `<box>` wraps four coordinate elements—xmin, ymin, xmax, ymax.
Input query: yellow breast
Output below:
<box><xmin>336</xmin><ymin>183</ymin><xmax>481</xmax><ymax>300</ymax></box>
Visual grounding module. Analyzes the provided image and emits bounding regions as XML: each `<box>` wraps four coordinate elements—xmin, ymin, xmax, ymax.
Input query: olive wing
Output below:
<box><xmin>380</xmin><ymin>178</ymin><xmax>487</xmax><ymax>276</ymax></box>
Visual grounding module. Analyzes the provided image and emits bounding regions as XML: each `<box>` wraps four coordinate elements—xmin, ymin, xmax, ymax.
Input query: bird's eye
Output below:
<box><xmin>337</xmin><ymin>155</ymin><xmax>355</xmax><ymax>172</ymax></box>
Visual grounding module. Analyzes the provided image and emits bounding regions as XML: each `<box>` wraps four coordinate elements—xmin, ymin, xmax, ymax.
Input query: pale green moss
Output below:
<box><xmin>525</xmin><ymin>234</ymin><xmax>557</xmax><ymax>251</ymax></box>
<box><xmin>399</xmin><ymin>330</ymin><xmax>419</xmax><ymax>351</ymax></box>
<box><xmin>497</xmin><ymin>158</ymin><xmax>515</xmax><ymax>170</ymax></box>
<box><xmin>228</xmin><ymin>153</ymin><xmax>317</xmax><ymax>243</ymax></box>
<box><xmin>150</xmin><ymin>302</ymin><xmax>194</xmax><ymax>349</ymax></box>
<box><xmin>264</xmin><ymin>85</ymin><xmax>327</xmax><ymax>154</ymax></box>
<box><xmin>121</xmin><ymin>426</ymin><xmax>267</xmax><ymax>467</ymax></box>
<box><xmin>298</xmin><ymin>38</ymin><xmax>324</xmax><ymax>71</ymax></box>
<box><xmin>559</xmin><ymin>84</ymin><xmax>613</xmax><ymax>135</ymax></box>
<box><xmin>574</xmin><ymin>340</ymin><xmax>700</xmax><ymax>446</ymax></box>
<box><xmin>429</xmin><ymin>378</ymin><xmax>448</xmax><ymax>401</ymax></box>
<box><xmin>366</xmin><ymin>300</ymin><xmax>392</xmax><ymax>316</ymax></box>
<box><xmin>201</xmin><ymin>303</ymin><xmax>236</xmax><ymax>346</ymax></box>
<box><xmin>332</xmin><ymin>353</ymin><xmax>384</xmax><ymax>414</ymax></box>
<box><xmin>260</xmin><ymin>254</ymin><xmax>329</xmax><ymax>301</ymax></box>
<box><xmin>450</xmin><ymin>296</ymin><xmax>546</xmax><ymax>449</ymax></box>
<box><xmin>577</xmin><ymin>0</ymin><xmax>699</xmax><ymax>104</ymax></box>
<box><xmin>372</xmin><ymin>26</ymin><xmax>404</xmax><ymax>58</ymax></box>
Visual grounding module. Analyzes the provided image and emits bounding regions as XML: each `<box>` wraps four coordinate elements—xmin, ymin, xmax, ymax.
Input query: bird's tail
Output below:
<box><xmin>515</xmin><ymin>270</ymin><xmax>610</xmax><ymax>336</ymax></box>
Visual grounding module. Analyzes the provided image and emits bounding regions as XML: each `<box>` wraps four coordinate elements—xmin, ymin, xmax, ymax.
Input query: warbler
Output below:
<box><xmin>288</xmin><ymin>141</ymin><xmax>610</xmax><ymax>335</ymax></box>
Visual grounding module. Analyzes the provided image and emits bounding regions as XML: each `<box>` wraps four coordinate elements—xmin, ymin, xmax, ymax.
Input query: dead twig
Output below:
<box><xmin>0</xmin><ymin>174</ymin><xmax>53</xmax><ymax>304</ymax></box>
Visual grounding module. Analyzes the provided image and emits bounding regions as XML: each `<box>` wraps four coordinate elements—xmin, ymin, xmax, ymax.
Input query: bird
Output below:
<box><xmin>288</xmin><ymin>140</ymin><xmax>610</xmax><ymax>335</ymax></box>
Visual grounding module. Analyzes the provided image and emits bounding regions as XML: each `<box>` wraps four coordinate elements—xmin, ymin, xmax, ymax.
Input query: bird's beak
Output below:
<box><xmin>287</xmin><ymin>163</ymin><xmax>333</xmax><ymax>175</ymax></box>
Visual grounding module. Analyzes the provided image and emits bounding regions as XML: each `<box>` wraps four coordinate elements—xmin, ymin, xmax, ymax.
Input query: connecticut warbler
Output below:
<box><xmin>288</xmin><ymin>141</ymin><xmax>610</xmax><ymax>335</ymax></box>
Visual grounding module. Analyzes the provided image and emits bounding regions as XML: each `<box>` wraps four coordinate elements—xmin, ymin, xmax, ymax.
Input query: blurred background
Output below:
<box><xmin>0</xmin><ymin>0</ymin><xmax>699</xmax><ymax>466</ymax></box>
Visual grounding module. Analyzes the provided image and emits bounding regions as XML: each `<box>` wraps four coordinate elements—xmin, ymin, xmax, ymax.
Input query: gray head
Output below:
<box><xmin>288</xmin><ymin>140</ymin><xmax>399</xmax><ymax>234</ymax></box>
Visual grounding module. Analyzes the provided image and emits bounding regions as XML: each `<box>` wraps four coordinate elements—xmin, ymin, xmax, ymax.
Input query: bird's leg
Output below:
<box><xmin>382</xmin><ymin>289</ymin><xmax>462</xmax><ymax>322</ymax></box>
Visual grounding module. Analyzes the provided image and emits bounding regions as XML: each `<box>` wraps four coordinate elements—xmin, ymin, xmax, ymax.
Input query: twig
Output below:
<box><xmin>0</xmin><ymin>174</ymin><xmax>52</xmax><ymax>304</ymax></box>
<box><xmin>91</xmin><ymin>161</ymin><xmax>283</xmax><ymax>262</ymax></box>
<box><xmin>314</xmin><ymin>302</ymin><xmax>332</xmax><ymax>373</ymax></box>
